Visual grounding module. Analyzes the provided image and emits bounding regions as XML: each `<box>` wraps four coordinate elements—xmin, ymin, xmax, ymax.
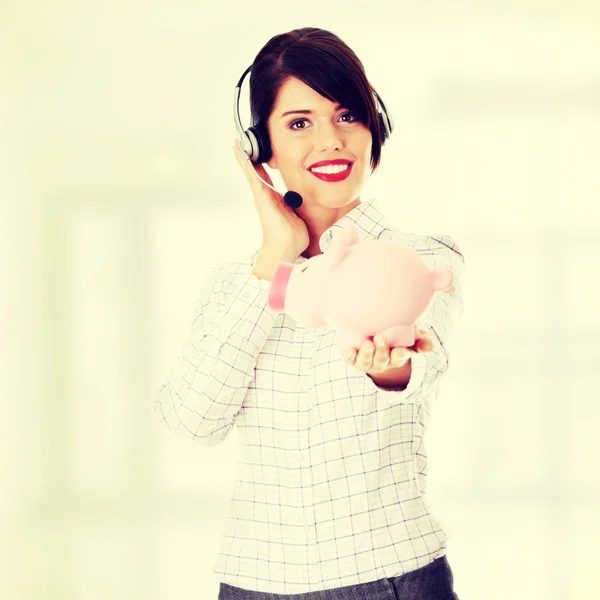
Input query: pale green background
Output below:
<box><xmin>1</xmin><ymin>2</ymin><xmax>599</xmax><ymax>599</ymax></box>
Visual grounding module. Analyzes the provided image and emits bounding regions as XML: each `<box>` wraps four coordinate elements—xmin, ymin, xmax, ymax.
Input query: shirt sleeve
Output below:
<box><xmin>365</xmin><ymin>234</ymin><xmax>466</xmax><ymax>404</ymax></box>
<box><xmin>154</xmin><ymin>261</ymin><xmax>275</xmax><ymax>446</ymax></box>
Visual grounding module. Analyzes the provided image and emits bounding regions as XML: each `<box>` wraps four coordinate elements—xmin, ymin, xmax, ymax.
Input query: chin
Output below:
<box><xmin>302</xmin><ymin>182</ymin><xmax>357</xmax><ymax>200</ymax></box>
<box><xmin>324</xmin><ymin>191</ymin><xmax>361</xmax><ymax>206</ymax></box>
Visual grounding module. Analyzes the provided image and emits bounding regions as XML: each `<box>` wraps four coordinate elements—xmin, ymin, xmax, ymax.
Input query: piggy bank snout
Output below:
<box><xmin>267</xmin><ymin>262</ymin><xmax>295</xmax><ymax>311</ymax></box>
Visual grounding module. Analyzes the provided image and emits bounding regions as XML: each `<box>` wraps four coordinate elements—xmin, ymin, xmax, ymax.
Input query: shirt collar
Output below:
<box><xmin>311</xmin><ymin>196</ymin><xmax>390</xmax><ymax>259</ymax></box>
<box><xmin>250</xmin><ymin>197</ymin><xmax>390</xmax><ymax>266</ymax></box>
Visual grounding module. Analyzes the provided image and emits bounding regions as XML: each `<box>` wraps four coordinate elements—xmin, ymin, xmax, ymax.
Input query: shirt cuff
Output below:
<box><xmin>246</xmin><ymin>271</ymin><xmax>273</xmax><ymax>295</ymax></box>
<box><xmin>364</xmin><ymin>351</ymin><xmax>427</xmax><ymax>404</ymax></box>
<box><xmin>227</xmin><ymin>269</ymin><xmax>272</xmax><ymax>307</ymax></box>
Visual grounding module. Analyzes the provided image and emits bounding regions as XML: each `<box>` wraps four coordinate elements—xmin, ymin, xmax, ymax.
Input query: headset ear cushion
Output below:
<box><xmin>238</xmin><ymin>131</ymin><xmax>255</xmax><ymax>160</ymax></box>
<box><xmin>242</xmin><ymin>128</ymin><xmax>259</xmax><ymax>163</ymax></box>
<box><xmin>247</xmin><ymin>125</ymin><xmax>272</xmax><ymax>164</ymax></box>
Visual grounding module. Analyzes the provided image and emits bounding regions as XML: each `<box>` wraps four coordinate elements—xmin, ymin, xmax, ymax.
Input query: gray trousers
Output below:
<box><xmin>218</xmin><ymin>554</ymin><xmax>459</xmax><ymax>600</ymax></box>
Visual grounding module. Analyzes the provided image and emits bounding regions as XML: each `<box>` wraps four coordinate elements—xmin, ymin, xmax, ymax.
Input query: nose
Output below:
<box><xmin>315</xmin><ymin>120</ymin><xmax>344</xmax><ymax>152</ymax></box>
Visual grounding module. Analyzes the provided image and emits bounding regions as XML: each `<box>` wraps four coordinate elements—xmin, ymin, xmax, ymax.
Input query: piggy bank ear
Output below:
<box><xmin>431</xmin><ymin>265</ymin><xmax>455</xmax><ymax>292</ymax></box>
<box><xmin>325</xmin><ymin>222</ymin><xmax>360</xmax><ymax>270</ymax></box>
<box><xmin>342</xmin><ymin>222</ymin><xmax>360</xmax><ymax>246</ymax></box>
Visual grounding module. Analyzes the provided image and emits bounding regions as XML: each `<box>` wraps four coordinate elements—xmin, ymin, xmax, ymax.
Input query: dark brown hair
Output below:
<box><xmin>249</xmin><ymin>27</ymin><xmax>384</xmax><ymax>172</ymax></box>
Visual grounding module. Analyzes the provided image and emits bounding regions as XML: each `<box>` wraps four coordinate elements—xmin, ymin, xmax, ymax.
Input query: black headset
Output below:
<box><xmin>233</xmin><ymin>65</ymin><xmax>394</xmax><ymax>164</ymax></box>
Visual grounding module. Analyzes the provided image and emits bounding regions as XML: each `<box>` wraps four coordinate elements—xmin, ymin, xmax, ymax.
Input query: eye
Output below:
<box><xmin>339</xmin><ymin>111</ymin><xmax>358</xmax><ymax>123</ymax></box>
<box><xmin>300</xmin><ymin>264</ymin><xmax>308</xmax><ymax>273</ymax></box>
<box><xmin>289</xmin><ymin>118</ymin><xmax>309</xmax><ymax>130</ymax></box>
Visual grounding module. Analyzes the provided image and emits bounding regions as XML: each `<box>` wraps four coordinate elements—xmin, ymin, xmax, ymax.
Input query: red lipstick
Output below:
<box><xmin>307</xmin><ymin>159</ymin><xmax>353</xmax><ymax>183</ymax></box>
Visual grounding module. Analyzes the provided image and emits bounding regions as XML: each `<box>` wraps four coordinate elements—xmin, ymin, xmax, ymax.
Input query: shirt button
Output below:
<box><xmin>299</xmin><ymin>453</ymin><xmax>305</xmax><ymax>463</ymax></box>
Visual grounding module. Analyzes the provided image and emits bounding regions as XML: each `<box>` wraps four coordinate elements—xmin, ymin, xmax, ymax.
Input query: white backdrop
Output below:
<box><xmin>1</xmin><ymin>2</ymin><xmax>599</xmax><ymax>599</ymax></box>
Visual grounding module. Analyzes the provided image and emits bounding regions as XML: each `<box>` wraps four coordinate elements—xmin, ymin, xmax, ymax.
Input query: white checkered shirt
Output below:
<box><xmin>155</xmin><ymin>197</ymin><xmax>466</xmax><ymax>594</ymax></box>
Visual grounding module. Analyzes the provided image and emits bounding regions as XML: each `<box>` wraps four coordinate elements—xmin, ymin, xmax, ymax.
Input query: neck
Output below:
<box><xmin>301</xmin><ymin>244</ymin><xmax>323</xmax><ymax>259</ymax></box>
<box><xmin>297</xmin><ymin>197</ymin><xmax>361</xmax><ymax>260</ymax></box>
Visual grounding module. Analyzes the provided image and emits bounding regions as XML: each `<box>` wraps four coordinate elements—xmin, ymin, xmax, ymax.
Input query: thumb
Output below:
<box><xmin>415</xmin><ymin>334</ymin><xmax>434</xmax><ymax>353</ymax></box>
<box><xmin>232</xmin><ymin>140</ymin><xmax>260</xmax><ymax>184</ymax></box>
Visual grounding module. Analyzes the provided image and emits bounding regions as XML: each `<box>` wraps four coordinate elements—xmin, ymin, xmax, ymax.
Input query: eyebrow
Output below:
<box><xmin>280</xmin><ymin>103</ymin><xmax>343</xmax><ymax>118</ymax></box>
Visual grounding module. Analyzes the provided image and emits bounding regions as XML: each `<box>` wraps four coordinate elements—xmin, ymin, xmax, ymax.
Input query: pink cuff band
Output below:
<box><xmin>267</xmin><ymin>262</ymin><xmax>294</xmax><ymax>312</ymax></box>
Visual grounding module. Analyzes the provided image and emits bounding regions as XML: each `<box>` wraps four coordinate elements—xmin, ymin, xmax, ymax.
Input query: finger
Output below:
<box><xmin>232</xmin><ymin>138</ymin><xmax>246</xmax><ymax>159</ymax></box>
<box><xmin>232</xmin><ymin>140</ymin><xmax>276</xmax><ymax>191</ymax></box>
<box><xmin>342</xmin><ymin>347</ymin><xmax>357</xmax><ymax>365</ymax></box>
<box><xmin>415</xmin><ymin>328</ymin><xmax>434</xmax><ymax>353</ymax></box>
<box><xmin>372</xmin><ymin>334</ymin><xmax>391</xmax><ymax>371</ymax></box>
<box><xmin>416</xmin><ymin>336</ymin><xmax>434</xmax><ymax>353</ymax></box>
<box><xmin>390</xmin><ymin>347</ymin><xmax>412</xmax><ymax>367</ymax></box>
<box><xmin>253</xmin><ymin>162</ymin><xmax>275</xmax><ymax>187</ymax></box>
<box><xmin>232</xmin><ymin>139</ymin><xmax>254</xmax><ymax>178</ymax></box>
<box><xmin>355</xmin><ymin>339</ymin><xmax>375</xmax><ymax>370</ymax></box>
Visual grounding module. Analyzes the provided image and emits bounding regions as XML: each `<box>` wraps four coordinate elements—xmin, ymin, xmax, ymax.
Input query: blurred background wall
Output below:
<box><xmin>1</xmin><ymin>2</ymin><xmax>599</xmax><ymax>599</ymax></box>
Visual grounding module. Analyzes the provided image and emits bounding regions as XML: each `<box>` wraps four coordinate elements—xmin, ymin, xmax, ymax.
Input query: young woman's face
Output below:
<box><xmin>266</xmin><ymin>76</ymin><xmax>373</xmax><ymax>207</ymax></box>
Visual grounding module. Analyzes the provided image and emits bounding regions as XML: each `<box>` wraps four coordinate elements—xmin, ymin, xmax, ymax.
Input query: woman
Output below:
<box><xmin>156</xmin><ymin>27</ymin><xmax>464</xmax><ymax>599</ymax></box>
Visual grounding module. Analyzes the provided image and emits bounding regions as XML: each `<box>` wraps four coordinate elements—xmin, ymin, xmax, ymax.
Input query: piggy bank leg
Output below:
<box><xmin>338</xmin><ymin>330</ymin><xmax>370</xmax><ymax>353</ymax></box>
<box><xmin>382</xmin><ymin>324</ymin><xmax>416</xmax><ymax>348</ymax></box>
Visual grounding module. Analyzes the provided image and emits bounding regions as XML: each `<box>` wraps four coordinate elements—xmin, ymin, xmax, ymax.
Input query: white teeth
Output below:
<box><xmin>310</xmin><ymin>164</ymin><xmax>350</xmax><ymax>174</ymax></box>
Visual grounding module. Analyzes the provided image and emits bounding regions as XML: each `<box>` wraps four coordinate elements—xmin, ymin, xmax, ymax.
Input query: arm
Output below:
<box><xmin>366</xmin><ymin>234</ymin><xmax>466</xmax><ymax>404</ymax></box>
<box><xmin>251</xmin><ymin>247</ymin><xmax>298</xmax><ymax>282</ymax></box>
<box><xmin>155</xmin><ymin>248</ymin><xmax>297</xmax><ymax>446</ymax></box>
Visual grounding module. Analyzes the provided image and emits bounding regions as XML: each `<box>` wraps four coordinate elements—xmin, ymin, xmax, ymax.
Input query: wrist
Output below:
<box><xmin>252</xmin><ymin>249</ymin><xmax>298</xmax><ymax>281</ymax></box>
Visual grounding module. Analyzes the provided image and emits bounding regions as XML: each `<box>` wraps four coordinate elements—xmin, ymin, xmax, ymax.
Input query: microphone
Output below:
<box><xmin>245</xmin><ymin>156</ymin><xmax>303</xmax><ymax>209</ymax></box>
<box><xmin>283</xmin><ymin>191</ymin><xmax>303</xmax><ymax>209</ymax></box>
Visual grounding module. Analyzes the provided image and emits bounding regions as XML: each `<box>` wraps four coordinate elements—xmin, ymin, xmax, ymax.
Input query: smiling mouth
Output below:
<box><xmin>308</xmin><ymin>162</ymin><xmax>353</xmax><ymax>182</ymax></box>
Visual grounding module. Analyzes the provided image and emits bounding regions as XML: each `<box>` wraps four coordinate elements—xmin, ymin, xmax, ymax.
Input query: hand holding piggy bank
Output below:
<box><xmin>267</xmin><ymin>222</ymin><xmax>455</xmax><ymax>353</ymax></box>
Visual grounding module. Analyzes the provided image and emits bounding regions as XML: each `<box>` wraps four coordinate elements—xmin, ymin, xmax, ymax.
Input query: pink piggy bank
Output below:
<box><xmin>267</xmin><ymin>222</ymin><xmax>456</xmax><ymax>352</ymax></box>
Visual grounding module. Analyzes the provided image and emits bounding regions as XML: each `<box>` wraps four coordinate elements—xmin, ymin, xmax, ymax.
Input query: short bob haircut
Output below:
<box><xmin>249</xmin><ymin>27</ymin><xmax>384</xmax><ymax>173</ymax></box>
